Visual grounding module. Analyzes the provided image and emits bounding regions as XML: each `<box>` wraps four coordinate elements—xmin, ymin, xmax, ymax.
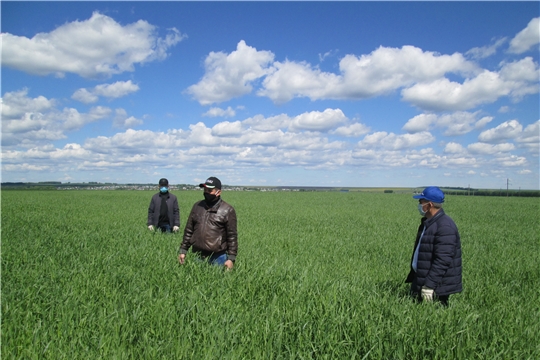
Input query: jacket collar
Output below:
<box><xmin>422</xmin><ymin>208</ymin><xmax>445</xmax><ymax>228</ymax></box>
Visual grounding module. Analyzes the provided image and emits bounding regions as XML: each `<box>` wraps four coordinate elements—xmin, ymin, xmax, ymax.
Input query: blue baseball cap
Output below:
<box><xmin>413</xmin><ymin>186</ymin><xmax>445</xmax><ymax>203</ymax></box>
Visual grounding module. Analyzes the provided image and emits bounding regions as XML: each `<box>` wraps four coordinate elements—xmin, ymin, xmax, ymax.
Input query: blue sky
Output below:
<box><xmin>2</xmin><ymin>1</ymin><xmax>539</xmax><ymax>189</ymax></box>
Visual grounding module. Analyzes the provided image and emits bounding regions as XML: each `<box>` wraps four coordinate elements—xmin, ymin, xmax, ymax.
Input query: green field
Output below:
<box><xmin>2</xmin><ymin>190</ymin><xmax>539</xmax><ymax>359</ymax></box>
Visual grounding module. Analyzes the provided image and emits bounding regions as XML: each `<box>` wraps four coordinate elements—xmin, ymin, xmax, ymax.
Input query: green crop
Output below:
<box><xmin>2</xmin><ymin>190</ymin><xmax>539</xmax><ymax>359</ymax></box>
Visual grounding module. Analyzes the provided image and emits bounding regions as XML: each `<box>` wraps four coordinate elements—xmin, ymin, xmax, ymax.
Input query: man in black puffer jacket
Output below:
<box><xmin>406</xmin><ymin>186</ymin><xmax>462</xmax><ymax>306</ymax></box>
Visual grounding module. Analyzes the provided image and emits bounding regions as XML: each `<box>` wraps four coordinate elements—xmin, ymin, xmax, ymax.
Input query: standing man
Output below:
<box><xmin>406</xmin><ymin>186</ymin><xmax>462</xmax><ymax>306</ymax></box>
<box><xmin>147</xmin><ymin>178</ymin><xmax>180</xmax><ymax>233</ymax></box>
<box><xmin>178</xmin><ymin>177</ymin><xmax>238</xmax><ymax>269</ymax></box>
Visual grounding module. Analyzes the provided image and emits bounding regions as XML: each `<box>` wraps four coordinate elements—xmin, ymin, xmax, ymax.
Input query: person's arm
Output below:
<box><xmin>224</xmin><ymin>207</ymin><xmax>238</xmax><ymax>268</ymax></box>
<box><xmin>147</xmin><ymin>196</ymin><xmax>156</xmax><ymax>230</ymax></box>
<box><xmin>172</xmin><ymin>196</ymin><xmax>180</xmax><ymax>232</ymax></box>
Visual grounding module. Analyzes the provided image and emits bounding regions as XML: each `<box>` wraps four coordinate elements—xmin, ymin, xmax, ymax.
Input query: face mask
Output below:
<box><xmin>418</xmin><ymin>203</ymin><xmax>427</xmax><ymax>216</ymax></box>
<box><xmin>160</xmin><ymin>187</ymin><xmax>168</xmax><ymax>193</ymax></box>
<box><xmin>204</xmin><ymin>192</ymin><xmax>218</xmax><ymax>204</ymax></box>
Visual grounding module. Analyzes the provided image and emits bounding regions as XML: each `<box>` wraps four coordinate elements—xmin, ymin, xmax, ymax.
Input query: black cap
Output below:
<box><xmin>159</xmin><ymin>178</ymin><xmax>169</xmax><ymax>186</ymax></box>
<box><xmin>199</xmin><ymin>176</ymin><xmax>221</xmax><ymax>189</ymax></box>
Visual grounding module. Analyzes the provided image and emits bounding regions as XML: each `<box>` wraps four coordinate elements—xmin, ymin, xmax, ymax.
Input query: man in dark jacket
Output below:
<box><xmin>178</xmin><ymin>176</ymin><xmax>238</xmax><ymax>269</ymax></box>
<box><xmin>406</xmin><ymin>186</ymin><xmax>462</xmax><ymax>306</ymax></box>
<box><xmin>147</xmin><ymin>178</ymin><xmax>180</xmax><ymax>233</ymax></box>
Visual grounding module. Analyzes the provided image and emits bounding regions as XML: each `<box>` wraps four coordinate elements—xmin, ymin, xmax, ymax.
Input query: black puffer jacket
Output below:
<box><xmin>179</xmin><ymin>198</ymin><xmax>238</xmax><ymax>261</ymax></box>
<box><xmin>406</xmin><ymin>209</ymin><xmax>462</xmax><ymax>296</ymax></box>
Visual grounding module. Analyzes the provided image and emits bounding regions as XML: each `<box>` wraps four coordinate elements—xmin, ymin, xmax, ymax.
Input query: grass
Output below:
<box><xmin>1</xmin><ymin>190</ymin><xmax>539</xmax><ymax>359</ymax></box>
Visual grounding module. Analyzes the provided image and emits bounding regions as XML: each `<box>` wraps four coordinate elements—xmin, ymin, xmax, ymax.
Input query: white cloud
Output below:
<box><xmin>212</xmin><ymin>121</ymin><xmax>243</xmax><ymax>136</ymax></box>
<box><xmin>467</xmin><ymin>142</ymin><xmax>515</xmax><ymax>155</ymax></box>
<box><xmin>203</xmin><ymin>106</ymin><xmax>236</xmax><ymax>118</ymax></box>
<box><xmin>444</xmin><ymin>142</ymin><xmax>466</xmax><ymax>154</ymax></box>
<box><xmin>113</xmin><ymin>108</ymin><xmax>143</xmax><ymax>129</ymax></box>
<box><xmin>478</xmin><ymin>119</ymin><xmax>523</xmax><ymax>143</ymax></box>
<box><xmin>508</xmin><ymin>17</ymin><xmax>540</xmax><ymax>54</ymax></box>
<box><xmin>72</xmin><ymin>81</ymin><xmax>140</xmax><ymax>104</ymax></box>
<box><xmin>1</xmin><ymin>12</ymin><xmax>185</xmax><ymax>78</ymax></box>
<box><xmin>516</xmin><ymin>120</ymin><xmax>540</xmax><ymax>154</ymax></box>
<box><xmin>357</xmin><ymin>131</ymin><xmax>435</xmax><ymax>150</ymax></box>
<box><xmin>403</xmin><ymin>111</ymin><xmax>493</xmax><ymax>136</ymax></box>
<box><xmin>186</xmin><ymin>40</ymin><xmax>274</xmax><ymax>105</ymax></box>
<box><xmin>466</xmin><ymin>37</ymin><xmax>507</xmax><ymax>59</ymax></box>
<box><xmin>260</xmin><ymin>45</ymin><xmax>477</xmax><ymax>103</ymax></box>
<box><xmin>1</xmin><ymin>88</ymin><xmax>56</xmax><ymax>120</ymax></box>
<box><xmin>403</xmin><ymin>114</ymin><xmax>438</xmax><ymax>133</ymax></box>
<box><xmin>331</xmin><ymin>122</ymin><xmax>370</xmax><ymax>137</ymax></box>
<box><xmin>290</xmin><ymin>108</ymin><xmax>347</xmax><ymax>132</ymax></box>
<box><xmin>1</xmin><ymin>89</ymin><xmax>113</xmax><ymax>147</ymax></box>
<box><xmin>71</xmin><ymin>88</ymin><xmax>99</xmax><ymax>104</ymax></box>
<box><xmin>402</xmin><ymin>57</ymin><xmax>539</xmax><ymax>111</ymax></box>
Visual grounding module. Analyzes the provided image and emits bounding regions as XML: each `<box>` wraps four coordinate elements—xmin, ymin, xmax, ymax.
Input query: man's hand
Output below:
<box><xmin>148</xmin><ymin>225</ymin><xmax>154</xmax><ymax>231</ymax></box>
<box><xmin>421</xmin><ymin>286</ymin><xmax>434</xmax><ymax>302</ymax></box>
<box><xmin>178</xmin><ymin>253</ymin><xmax>185</xmax><ymax>265</ymax></box>
<box><xmin>173</xmin><ymin>226</ymin><xmax>179</xmax><ymax>232</ymax></box>
<box><xmin>224</xmin><ymin>260</ymin><xmax>234</xmax><ymax>270</ymax></box>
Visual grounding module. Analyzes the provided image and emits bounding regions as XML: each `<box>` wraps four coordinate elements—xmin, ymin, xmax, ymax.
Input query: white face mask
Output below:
<box><xmin>418</xmin><ymin>203</ymin><xmax>427</xmax><ymax>216</ymax></box>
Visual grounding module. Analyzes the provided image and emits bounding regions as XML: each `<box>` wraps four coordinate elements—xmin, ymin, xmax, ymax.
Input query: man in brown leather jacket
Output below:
<box><xmin>178</xmin><ymin>177</ymin><xmax>238</xmax><ymax>269</ymax></box>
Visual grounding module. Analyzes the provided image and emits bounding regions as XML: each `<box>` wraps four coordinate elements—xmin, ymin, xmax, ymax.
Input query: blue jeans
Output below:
<box><xmin>159</xmin><ymin>224</ymin><xmax>171</xmax><ymax>233</ymax></box>
<box><xmin>198</xmin><ymin>252</ymin><xmax>227</xmax><ymax>266</ymax></box>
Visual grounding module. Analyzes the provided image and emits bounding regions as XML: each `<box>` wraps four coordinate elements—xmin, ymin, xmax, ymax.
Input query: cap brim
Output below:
<box><xmin>199</xmin><ymin>183</ymin><xmax>216</xmax><ymax>188</ymax></box>
<box><xmin>412</xmin><ymin>194</ymin><xmax>425</xmax><ymax>199</ymax></box>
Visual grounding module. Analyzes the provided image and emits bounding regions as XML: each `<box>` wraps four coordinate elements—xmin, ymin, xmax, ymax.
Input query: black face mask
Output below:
<box><xmin>204</xmin><ymin>192</ymin><xmax>219</xmax><ymax>205</ymax></box>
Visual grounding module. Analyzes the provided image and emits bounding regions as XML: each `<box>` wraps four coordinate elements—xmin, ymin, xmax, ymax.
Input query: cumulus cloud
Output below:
<box><xmin>357</xmin><ymin>131</ymin><xmax>435</xmax><ymax>150</ymax></box>
<box><xmin>508</xmin><ymin>17</ymin><xmax>540</xmax><ymax>54</ymax></box>
<box><xmin>72</xmin><ymin>81</ymin><xmax>140</xmax><ymax>103</ymax></box>
<box><xmin>402</xmin><ymin>57</ymin><xmax>539</xmax><ymax>111</ymax></box>
<box><xmin>444</xmin><ymin>142</ymin><xmax>466</xmax><ymax>154</ymax></box>
<box><xmin>466</xmin><ymin>37</ymin><xmax>507</xmax><ymax>59</ymax></box>
<box><xmin>113</xmin><ymin>108</ymin><xmax>143</xmax><ymax>129</ymax></box>
<box><xmin>478</xmin><ymin>119</ymin><xmax>523</xmax><ymax>143</ymax></box>
<box><xmin>212</xmin><ymin>121</ymin><xmax>243</xmax><ymax>136</ymax></box>
<box><xmin>467</xmin><ymin>142</ymin><xmax>515</xmax><ymax>154</ymax></box>
<box><xmin>186</xmin><ymin>40</ymin><xmax>274</xmax><ymax>105</ymax></box>
<box><xmin>331</xmin><ymin>122</ymin><xmax>371</xmax><ymax>137</ymax></box>
<box><xmin>203</xmin><ymin>106</ymin><xmax>236</xmax><ymax>118</ymax></box>
<box><xmin>516</xmin><ymin>120</ymin><xmax>540</xmax><ymax>154</ymax></box>
<box><xmin>259</xmin><ymin>45</ymin><xmax>477</xmax><ymax>103</ymax></box>
<box><xmin>289</xmin><ymin>108</ymin><xmax>347</xmax><ymax>132</ymax></box>
<box><xmin>1</xmin><ymin>89</ymin><xmax>115</xmax><ymax>147</ymax></box>
<box><xmin>1</xmin><ymin>88</ymin><xmax>56</xmax><ymax>119</ymax></box>
<box><xmin>1</xmin><ymin>12</ymin><xmax>185</xmax><ymax>78</ymax></box>
<box><xmin>403</xmin><ymin>111</ymin><xmax>493</xmax><ymax>136</ymax></box>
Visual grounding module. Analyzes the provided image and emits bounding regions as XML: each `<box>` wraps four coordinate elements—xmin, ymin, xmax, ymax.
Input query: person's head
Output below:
<box><xmin>413</xmin><ymin>186</ymin><xmax>444</xmax><ymax>218</ymax></box>
<box><xmin>159</xmin><ymin>178</ymin><xmax>169</xmax><ymax>193</ymax></box>
<box><xmin>199</xmin><ymin>177</ymin><xmax>222</xmax><ymax>202</ymax></box>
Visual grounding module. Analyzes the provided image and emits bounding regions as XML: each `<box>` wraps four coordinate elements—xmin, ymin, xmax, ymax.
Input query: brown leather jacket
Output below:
<box><xmin>178</xmin><ymin>198</ymin><xmax>238</xmax><ymax>261</ymax></box>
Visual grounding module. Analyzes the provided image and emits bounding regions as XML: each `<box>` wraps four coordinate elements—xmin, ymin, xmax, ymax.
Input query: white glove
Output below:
<box><xmin>173</xmin><ymin>226</ymin><xmax>179</xmax><ymax>232</ymax></box>
<box><xmin>421</xmin><ymin>286</ymin><xmax>434</xmax><ymax>302</ymax></box>
<box><xmin>148</xmin><ymin>225</ymin><xmax>154</xmax><ymax>231</ymax></box>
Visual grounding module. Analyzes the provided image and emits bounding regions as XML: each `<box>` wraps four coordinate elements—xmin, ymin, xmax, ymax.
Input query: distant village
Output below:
<box><xmin>2</xmin><ymin>181</ymin><xmax>538</xmax><ymax>196</ymax></box>
<box><xmin>1</xmin><ymin>181</ymin><xmax>344</xmax><ymax>192</ymax></box>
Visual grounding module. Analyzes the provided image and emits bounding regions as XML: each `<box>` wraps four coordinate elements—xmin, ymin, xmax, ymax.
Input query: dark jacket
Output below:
<box><xmin>179</xmin><ymin>198</ymin><xmax>238</xmax><ymax>261</ymax></box>
<box><xmin>147</xmin><ymin>192</ymin><xmax>180</xmax><ymax>228</ymax></box>
<box><xmin>406</xmin><ymin>209</ymin><xmax>462</xmax><ymax>296</ymax></box>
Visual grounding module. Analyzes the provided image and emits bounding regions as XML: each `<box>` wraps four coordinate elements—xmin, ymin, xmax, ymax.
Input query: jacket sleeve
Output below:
<box><xmin>173</xmin><ymin>196</ymin><xmax>180</xmax><ymax>227</ymax></box>
<box><xmin>425</xmin><ymin>220</ymin><xmax>458</xmax><ymax>289</ymax></box>
<box><xmin>147</xmin><ymin>195</ymin><xmax>156</xmax><ymax>226</ymax></box>
<box><xmin>225</xmin><ymin>207</ymin><xmax>238</xmax><ymax>261</ymax></box>
<box><xmin>179</xmin><ymin>204</ymin><xmax>196</xmax><ymax>254</ymax></box>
